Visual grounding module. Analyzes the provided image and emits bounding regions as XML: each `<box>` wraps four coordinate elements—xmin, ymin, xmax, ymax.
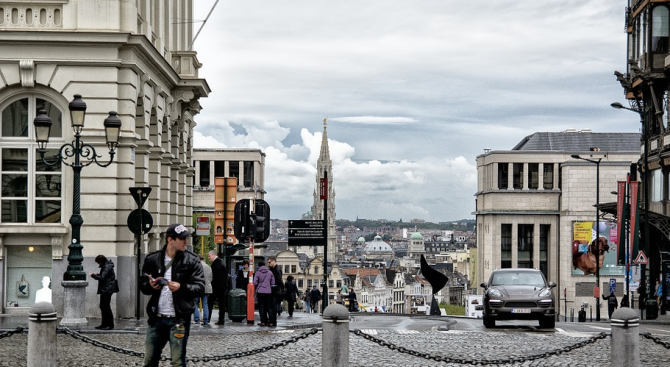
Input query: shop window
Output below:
<box><xmin>6</xmin><ymin>245</ymin><xmax>52</xmax><ymax>307</ymax></box>
<box><xmin>540</xmin><ymin>224</ymin><xmax>549</xmax><ymax>278</ymax></box>
<box><xmin>1</xmin><ymin>96</ymin><xmax>62</xmax><ymax>224</ymax></box>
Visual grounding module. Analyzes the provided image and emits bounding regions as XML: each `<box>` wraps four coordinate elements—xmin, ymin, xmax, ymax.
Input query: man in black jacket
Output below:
<box><xmin>207</xmin><ymin>250</ymin><xmax>228</xmax><ymax>325</ymax></box>
<box><xmin>89</xmin><ymin>255</ymin><xmax>118</xmax><ymax>330</ymax></box>
<box><xmin>267</xmin><ymin>256</ymin><xmax>284</xmax><ymax>325</ymax></box>
<box><xmin>140</xmin><ymin>224</ymin><xmax>204</xmax><ymax>367</ymax></box>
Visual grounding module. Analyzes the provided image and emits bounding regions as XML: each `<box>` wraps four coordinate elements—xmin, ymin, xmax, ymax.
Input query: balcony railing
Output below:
<box><xmin>0</xmin><ymin>3</ymin><xmax>63</xmax><ymax>29</ymax></box>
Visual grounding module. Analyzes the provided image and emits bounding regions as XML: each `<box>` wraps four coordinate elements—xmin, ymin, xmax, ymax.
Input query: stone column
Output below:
<box><xmin>59</xmin><ymin>280</ymin><xmax>88</xmax><ymax>327</ymax></box>
<box><xmin>28</xmin><ymin>302</ymin><xmax>58</xmax><ymax>367</ymax></box>
<box><xmin>322</xmin><ymin>304</ymin><xmax>349</xmax><ymax>367</ymax></box>
<box><xmin>610</xmin><ymin>307</ymin><xmax>639</xmax><ymax>367</ymax></box>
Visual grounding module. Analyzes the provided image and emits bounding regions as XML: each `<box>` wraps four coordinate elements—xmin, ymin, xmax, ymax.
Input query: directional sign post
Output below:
<box><xmin>288</xmin><ymin>220</ymin><xmax>326</xmax><ymax>246</ymax></box>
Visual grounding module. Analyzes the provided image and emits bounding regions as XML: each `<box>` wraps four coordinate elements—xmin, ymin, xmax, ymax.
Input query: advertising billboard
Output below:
<box><xmin>571</xmin><ymin>221</ymin><xmax>624</xmax><ymax>276</ymax></box>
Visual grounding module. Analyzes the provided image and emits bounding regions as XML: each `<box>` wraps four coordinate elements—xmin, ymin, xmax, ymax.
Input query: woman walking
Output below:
<box><xmin>253</xmin><ymin>261</ymin><xmax>275</xmax><ymax>326</ymax></box>
<box><xmin>89</xmin><ymin>255</ymin><xmax>118</xmax><ymax>330</ymax></box>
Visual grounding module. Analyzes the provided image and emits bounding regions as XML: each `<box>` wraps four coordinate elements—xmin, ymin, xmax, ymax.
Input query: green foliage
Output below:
<box><xmin>438</xmin><ymin>302</ymin><xmax>465</xmax><ymax>316</ymax></box>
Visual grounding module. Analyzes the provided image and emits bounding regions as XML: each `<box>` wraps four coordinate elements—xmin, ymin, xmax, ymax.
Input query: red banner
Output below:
<box><xmin>629</xmin><ymin>180</ymin><xmax>639</xmax><ymax>259</ymax></box>
<box><xmin>616</xmin><ymin>181</ymin><xmax>626</xmax><ymax>263</ymax></box>
<box><xmin>320</xmin><ymin>178</ymin><xmax>328</xmax><ymax>199</ymax></box>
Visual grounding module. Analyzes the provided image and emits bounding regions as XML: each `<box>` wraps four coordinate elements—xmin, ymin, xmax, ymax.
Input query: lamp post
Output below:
<box><xmin>33</xmin><ymin>94</ymin><xmax>121</xmax><ymax>326</ymax></box>
<box><xmin>611</xmin><ymin>101</ymin><xmax>651</xmax><ymax>309</ymax></box>
<box><xmin>572</xmin><ymin>154</ymin><xmax>602</xmax><ymax>321</ymax></box>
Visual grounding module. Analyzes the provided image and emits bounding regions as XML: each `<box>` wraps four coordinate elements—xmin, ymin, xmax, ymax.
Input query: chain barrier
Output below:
<box><xmin>0</xmin><ymin>327</ymin><xmax>24</xmax><ymax>340</ymax></box>
<box><xmin>187</xmin><ymin>327</ymin><xmax>320</xmax><ymax>362</ymax></box>
<box><xmin>641</xmin><ymin>332</ymin><xmax>670</xmax><ymax>349</ymax></box>
<box><xmin>58</xmin><ymin>327</ymin><xmax>144</xmax><ymax>358</ymax></box>
<box><xmin>57</xmin><ymin>326</ymin><xmax>320</xmax><ymax>362</ymax></box>
<box><xmin>351</xmin><ymin>329</ymin><xmax>608</xmax><ymax>365</ymax></box>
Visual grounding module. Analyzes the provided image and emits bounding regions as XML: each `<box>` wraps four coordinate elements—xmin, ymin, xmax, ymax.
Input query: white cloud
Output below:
<box><xmin>192</xmin><ymin>0</ymin><xmax>634</xmax><ymax>221</ymax></box>
<box><xmin>331</xmin><ymin>116</ymin><xmax>417</xmax><ymax>125</ymax></box>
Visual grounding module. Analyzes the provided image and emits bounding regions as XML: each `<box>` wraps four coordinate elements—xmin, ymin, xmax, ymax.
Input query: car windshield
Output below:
<box><xmin>491</xmin><ymin>272</ymin><xmax>546</xmax><ymax>287</ymax></box>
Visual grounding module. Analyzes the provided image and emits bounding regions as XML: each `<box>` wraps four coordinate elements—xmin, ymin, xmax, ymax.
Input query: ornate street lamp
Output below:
<box><xmin>33</xmin><ymin>94</ymin><xmax>121</xmax><ymax>325</ymax></box>
<box><xmin>572</xmin><ymin>154</ymin><xmax>602</xmax><ymax>321</ymax></box>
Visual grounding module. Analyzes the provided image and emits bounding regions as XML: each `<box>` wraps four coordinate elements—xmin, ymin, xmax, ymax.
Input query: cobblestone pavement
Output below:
<box><xmin>2</xmin><ymin>328</ymin><xmax>670</xmax><ymax>366</ymax></box>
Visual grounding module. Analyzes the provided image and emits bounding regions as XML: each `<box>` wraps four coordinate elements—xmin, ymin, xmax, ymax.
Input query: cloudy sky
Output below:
<box><xmin>191</xmin><ymin>0</ymin><xmax>635</xmax><ymax>223</ymax></box>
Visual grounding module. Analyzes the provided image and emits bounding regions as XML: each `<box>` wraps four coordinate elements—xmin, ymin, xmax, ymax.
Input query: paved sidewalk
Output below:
<box><xmin>0</xmin><ymin>309</ymin><xmax>325</xmax><ymax>334</ymax></box>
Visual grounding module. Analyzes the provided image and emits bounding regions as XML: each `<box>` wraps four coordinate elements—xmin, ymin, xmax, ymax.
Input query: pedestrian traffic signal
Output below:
<box><xmin>233</xmin><ymin>199</ymin><xmax>270</xmax><ymax>242</ymax></box>
<box><xmin>252</xmin><ymin>199</ymin><xmax>270</xmax><ymax>242</ymax></box>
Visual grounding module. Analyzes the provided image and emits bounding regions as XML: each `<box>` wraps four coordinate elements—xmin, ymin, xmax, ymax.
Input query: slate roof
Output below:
<box><xmin>511</xmin><ymin>131</ymin><xmax>640</xmax><ymax>152</ymax></box>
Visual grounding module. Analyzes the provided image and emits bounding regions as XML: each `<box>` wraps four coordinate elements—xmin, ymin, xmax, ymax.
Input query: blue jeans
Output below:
<box><xmin>143</xmin><ymin>316</ymin><xmax>191</xmax><ymax>367</ymax></box>
<box><xmin>193</xmin><ymin>295</ymin><xmax>209</xmax><ymax>324</ymax></box>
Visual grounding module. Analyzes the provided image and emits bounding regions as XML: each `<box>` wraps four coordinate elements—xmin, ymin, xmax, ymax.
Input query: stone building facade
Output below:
<box><xmin>475</xmin><ymin>130</ymin><xmax>639</xmax><ymax>318</ymax></box>
<box><xmin>0</xmin><ymin>1</ymin><xmax>208</xmax><ymax>318</ymax></box>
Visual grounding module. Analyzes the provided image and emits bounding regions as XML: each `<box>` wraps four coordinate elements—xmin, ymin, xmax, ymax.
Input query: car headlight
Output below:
<box><xmin>488</xmin><ymin>288</ymin><xmax>503</xmax><ymax>297</ymax></box>
<box><xmin>539</xmin><ymin>289</ymin><xmax>552</xmax><ymax>298</ymax></box>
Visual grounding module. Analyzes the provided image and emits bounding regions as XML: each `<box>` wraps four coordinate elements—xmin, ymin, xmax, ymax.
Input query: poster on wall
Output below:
<box><xmin>571</xmin><ymin>221</ymin><xmax>624</xmax><ymax>276</ymax></box>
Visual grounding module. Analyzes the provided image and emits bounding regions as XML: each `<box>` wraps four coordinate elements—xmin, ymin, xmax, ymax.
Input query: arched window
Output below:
<box><xmin>652</xmin><ymin>6</ymin><xmax>670</xmax><ymax>53</ymax></box>
<box><xmin>1</xmin><ymin>95</ymin><xmax>63</xmax><ymax>224</ymax></box>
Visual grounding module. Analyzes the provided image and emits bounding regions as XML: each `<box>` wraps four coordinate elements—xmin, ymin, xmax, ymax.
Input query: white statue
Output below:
<box><xmin>35</xmin><ymin>276</ymin><xmax>52</xmax><ymax>304</ymax></box>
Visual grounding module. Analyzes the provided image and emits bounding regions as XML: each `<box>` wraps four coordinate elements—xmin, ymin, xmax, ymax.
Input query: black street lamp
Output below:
<box><xmin>572</xmin><ymin>154</ymin><xmax>602</xmax><ymax>321</ymax></box>
<box><xmin>33</xmin><ymin>94</ymin><xmax>121</xmax><ymax>281</ymax></box>
<box><xmin>611</xmin><ymin>101</ymin><xmax>652</xmax><ymax>311</ymax></box>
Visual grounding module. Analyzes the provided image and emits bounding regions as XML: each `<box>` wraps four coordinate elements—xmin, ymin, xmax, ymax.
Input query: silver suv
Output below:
<box><xmin>480</xmin><ymin>268</ymin><xmax>556</xmax><ymax>328</ymax></box>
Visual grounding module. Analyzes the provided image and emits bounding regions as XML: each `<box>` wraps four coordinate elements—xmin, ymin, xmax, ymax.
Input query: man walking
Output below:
<box><xmin>310</xmin><ymin>285</ymin><xmax>321</xmax><ymax>313</ymax></box>
<box><xmin>207</xmin><ymin>250</ymin><xmax>228</xmax><ymax>326</ymax></box>
<box><xmin>140</xmin><ymin>224</ymin><xmax>205</xmax><ymax>367</ymax></box>
<box><xmin>193</xmin><ymin>255</ymin><xmax>212</xmax><ymax>326</ymax></box>
<box><xmin>267</xmin><ymin>256</ymin><xmax>284</xmax><ymax>322</ymax></box>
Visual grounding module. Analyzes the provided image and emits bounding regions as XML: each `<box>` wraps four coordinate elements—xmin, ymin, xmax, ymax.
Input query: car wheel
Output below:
<box><xmin>539</xmin><ymin>317</ymin><xmax>555</xmax><ymax>329</ymax></box>
<box><xmin>483</xmin><ymin>317</ymin><xmax>495</xmax><ymax>328</ymax></box>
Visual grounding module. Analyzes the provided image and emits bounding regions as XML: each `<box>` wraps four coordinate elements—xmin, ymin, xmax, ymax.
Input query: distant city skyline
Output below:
<box><xmin>191</xmin><ymin>1</ymin><xmax>636</xmax><ymax>223</ymax></box>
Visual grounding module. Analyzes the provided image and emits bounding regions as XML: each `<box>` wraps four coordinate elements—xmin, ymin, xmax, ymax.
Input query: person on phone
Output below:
<box><xmin>89</xmin><ymin>255</ymin><xmax>118</xmax><ymax>330</ymax></box>
<box><xmin>140</xmin><ymin>224</ymin><xmax>204</xmax><ymax>367</ymax></box>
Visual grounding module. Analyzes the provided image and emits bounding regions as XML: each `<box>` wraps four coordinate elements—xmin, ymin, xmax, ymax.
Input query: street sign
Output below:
<box><xmin>196</xmin><ymin>217</ymin><xmax>210</xmax><ymax>236</ymax></box>
<box><xmin>127</xmin><ymin>208</ymin><xmax>153</xmax><ymax>235</ymax></box>
<box><xmin>129</xmin><ymin>187</ymin><xmax>152</xmax><ymax>207</ymax></box>
<box><xmin>288</xmin><ymin>220</ymin><xmax>326</xmax><ymax>246</ymax></box>
<box><xmin>609</xmin><ymin>278</ymin><xmax>616</xmax><ymax>294</ymax></box>
<box><xmin>634</xmin><ymin>250</ymin><xmax>649</xmax><ymax>265</ymax></box>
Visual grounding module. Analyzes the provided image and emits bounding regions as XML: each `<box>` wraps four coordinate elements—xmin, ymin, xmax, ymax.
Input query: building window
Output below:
<box><xmin>298</xmin><ymin>279</ymin><xmax>303</xmax><ymax>288</ymax></box>
<box><xmin>540</xmin><ymin>224</ymin><xmax>549</xmax><ymax>278</ymax></box>
<box><xmin>336</xmin><ymin>280</ymin><xmax>342</xmax><ymax>288</ymax></box>
<box><xmin>228</xmin><ymin>161</ymin><xmax>239</xmax><ymax>181</ymax></box>
<box><xmin>214</xmin><ymin>160</ymin><xmax>224</xmax><ymax>177</ymax></box>
<box><xmin>652</xmin><ymin>168</ymin><xmax>663</xmax><ymax>202</ymax></box>
<box><xmin>307</xmin><ymin>279</ymin><xmax>312</xmax><ymax>287</ymax></box>
<box><xmin>498</xmin><ymin>163</ymin><xmax>508</xmax><ymax>189</ymax></box>
<box><xmin>513</xmin><ymin>163</ymin><xmax>524</xmax><ymax>189</ymax></box>
<box><xmin>1</xmin><ymin>96</ymin><xmax>63</xmax><ymax>224</ymax></box>
<box><xmin>501</xmin><ymin>224</ymin><xmax>512</xmax><ymax>268</ymax></box>
<box><xmin>199</xmin><ymin>160</ymin><xmax>210</xmax><ymax>187</ymax></box>
<box><xmin>313</xmin><ymin>266</ymin><xmax>319</xmax><ymax>274</ymax></box>
<box><xmin>243</xmin><ymin>161</ymin><xmax>254</xmax><ymax>188</ymax></box>
<box><xmin>284</xmin><ymin>265</ymin><xmax>290</xmax><ymax>273</ymax></box>
<box><xmin>528</xmin><ymin>163</ymin><xmax>539</xmax><ymax>189</ymax></box>
<box><xmin>543</xmin><ymin>163</ymin><xmax>554</xmax><ymax>189</ymax></box>
<box><xmin>291</xmin><ymin>265</ymin><xmax>297</xmax><ymax>273</ymax></box>
<box><xmin>518</xmin><ymin>224</ymin><xmax>534</xmax><ymax>268</ymax></box>
<box><xmin>652</xmin><ymin>5</ymin><xmax>669</xmax><ymax>53</ymax></box>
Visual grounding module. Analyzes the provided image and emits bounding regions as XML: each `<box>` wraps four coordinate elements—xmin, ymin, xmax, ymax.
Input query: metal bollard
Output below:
<box><xmin>28</xmin><ymin>302</ymin><xmax>58</xmax><ymax>367</ymax></box>
<box><xmin>322</xmin><ymin>304</ymin><xmax>349</xmax><ymax>367</ymax></box>
<box><xmin>610</xmin><ymin>307</ymin><xmax>639</xmax><ymax>367</ymax></box>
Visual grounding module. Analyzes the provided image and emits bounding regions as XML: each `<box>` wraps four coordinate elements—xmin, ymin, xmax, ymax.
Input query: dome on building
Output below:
<box><xmin>410</xmin><ymin>232</ymin><xmax>423</xmax><ymax>240</ymax></box>
<box><xmin>357</xmin><ymin>236</ymin><xmax>366</xmax><ymax>243</ymax></box>
<box><xmin>365</xmin><ymin>235</ymin><xmax>393</xmax><ymax>253</ymax></box>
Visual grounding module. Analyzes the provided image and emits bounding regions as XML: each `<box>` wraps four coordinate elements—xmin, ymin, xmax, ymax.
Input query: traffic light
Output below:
<box><xmin>233</xmin><ymin>199</ymin><xmax>270</xmax><ymax>242</ymax></box>
<box><xmin>253</xmin><ymin>199</ymin><xmax>270</xmax><ymax>242</ymax></box>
